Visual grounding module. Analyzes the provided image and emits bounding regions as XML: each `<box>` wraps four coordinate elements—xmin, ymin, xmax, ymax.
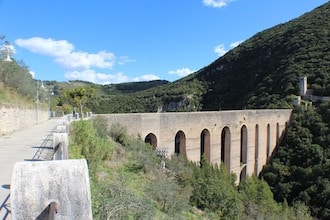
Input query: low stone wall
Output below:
<box><xmin>0</xmin><ymin>106</ymin><xmax>49</xmax><ymax>136</ymax></box>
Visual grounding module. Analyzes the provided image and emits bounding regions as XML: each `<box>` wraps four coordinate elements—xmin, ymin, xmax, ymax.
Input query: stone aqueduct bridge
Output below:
<box><xmin>102</xmin><ymin>109</ymin><xmax>292</xmax><ymax>181</ymax></box>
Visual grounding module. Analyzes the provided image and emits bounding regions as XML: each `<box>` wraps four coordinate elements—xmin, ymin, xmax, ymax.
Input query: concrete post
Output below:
<box><xmin>11</xmin><ymin>159</ymin><xmax>93</xmax><ymax>220</ymax></box>
<box><xmin>56</xmin><ymin>125</ymin><xmax>67</xmax><ymax>133</ymax></box>
<box><xmin>53</xmin><ymin>133</ymin><xmax>68</xmax><ymax>160</ymax></box>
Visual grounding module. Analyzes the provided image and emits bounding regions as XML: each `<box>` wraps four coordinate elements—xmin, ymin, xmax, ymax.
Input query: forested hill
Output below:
<box><xmin>189</xmin><ymin>2</ymin><xmax>329</xmax><ymax>110</ymax></box>
<box><xmin>92</xmin><ymin>2</ymin><xmax>329</xmax><ymax>113</ymax></box>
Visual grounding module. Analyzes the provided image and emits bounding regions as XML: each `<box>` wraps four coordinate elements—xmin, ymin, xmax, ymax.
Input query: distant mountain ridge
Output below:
<box><xmin>90</xmin><ymin>2</ymin><xmax>329</xmax><ymax>113</ymax></box>
<box><xmin>44</xmin><ymin>2</ymin><xmax>329</xmax><ymax>113</ymax></box>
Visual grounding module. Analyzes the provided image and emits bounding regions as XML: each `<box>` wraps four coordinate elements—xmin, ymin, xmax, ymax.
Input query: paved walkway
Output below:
<box><xmin>0</xmin><ymin>119</ymin><xmax>58</xmax><ymax>219</ymax></box>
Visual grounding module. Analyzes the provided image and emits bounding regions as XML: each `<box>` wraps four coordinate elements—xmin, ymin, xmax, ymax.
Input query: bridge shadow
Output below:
<box><xmin>30</xmin><ymin>143</ymin><xmax>55</xmax><ymax>161</ymax></box>
<box><xmin>31</xmin><ymin>146</ymin><xmax>53</xmax><ymax>150</ymax></box>
<box><xmin>24</xmin><ymin>159</ymin><xmax>44</xmax><ymax>161</ymax></box>
<box><xmin>26</xmin><ymin>146</ymin><xmax>52</xmax><ymax>161</ymax></box>
<box><xmin>2</xmin><ymin>185</ymin><xmax>10</xmax><ymax>190</ymax></box>
<box><xmin>36</xmin><ymin>202</ymin><xmax>58</xmax><ymax>220</ymax></box>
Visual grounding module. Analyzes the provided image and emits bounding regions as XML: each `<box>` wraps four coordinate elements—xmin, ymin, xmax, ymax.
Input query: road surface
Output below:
<box><xmin>0</xmin><ymin>119</ymin><xmax>58</xmax><ymax>219</ymax></box>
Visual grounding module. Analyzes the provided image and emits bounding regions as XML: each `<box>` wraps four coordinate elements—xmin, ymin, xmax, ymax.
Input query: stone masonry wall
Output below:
<box><xmin>0</xmin><ymin>106</ymin><xmax>49</xmax><ymax>136</ymax></box>
<box><xmin>102</xmin><ymin>109</ymin><xmax>292</xmax><ymax>180</ymax></box>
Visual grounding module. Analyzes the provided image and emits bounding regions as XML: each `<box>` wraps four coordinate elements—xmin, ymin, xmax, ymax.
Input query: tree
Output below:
<box><xmin>0</xmin><ymin>35</ymin><xmax>14</xmax><ymax>61</ymax></box>
<box><xmin>189</xmin><ymin>156</ymin><xmax>244</xmax><ymax>219</ymax></box>
<box><xmin>260</xmin><ymin>108</ymin><xmax>330</xmax><ymax>219</ymax></box>
<box><xmin>60</xmin><ymin>86</ymin><xmax>94</xmax><ymax>117</ymax></box>
<box><xmin>239</xmin><ymin>175</ymin><xmax>280</xmax><ymax>218</ymax></box>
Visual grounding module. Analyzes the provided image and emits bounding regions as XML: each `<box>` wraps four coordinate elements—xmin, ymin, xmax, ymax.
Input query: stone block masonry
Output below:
<box><xmin>102</xmin><ymin>109</ymin><xmax>292</xmax><ymax>183</ymax></box>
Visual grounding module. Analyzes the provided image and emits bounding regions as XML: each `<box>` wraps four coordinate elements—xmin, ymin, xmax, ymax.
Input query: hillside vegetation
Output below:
<box><xmin>69</xmin><ymin>118</ymin><xmax>312</xmax><ymax>219</ymax></box>
<box><xmin>0</xmin><ymin>59</ymin><xmax>37</xmax><ymax>107</ymax></box>
<box><xmin>193</xmin><ymin>2</ymin><xmax>329</xmax><ymax>110</ymax></box>
<box><xmin>260</xmin><ymin>105</ymin><xmax>330</xmax><ymax>219</ymax></box>
<box><xmin>64</xmin><ymin>2</ymin><xmax>328</xmax><ymax>219</ymax></box>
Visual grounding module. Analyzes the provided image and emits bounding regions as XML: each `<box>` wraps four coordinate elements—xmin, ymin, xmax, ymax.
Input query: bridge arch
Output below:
<box><xmin>221</xmin><ymin>126</ymin><xmax>231</xmax><ymax>171</ymax></box>
<box><xmin>175</xmin><ymin>130</ymin><xmax>186</xmax><ymax>156</ymax></box>
<box><xmin>240</xmin><ymin>125</ymin><xmax>248</xmax><ymax>165</ymax></box>
<box><xmin>200</xmin><ymin>129</ymin><xmax>210</xmax><ymax>162</ymax></box>
<box><xmin>276</xmin><ymin>122</ymin><xmax>280</xmax><ymax>146</ymax></box>
<box><xmin>266</xmin><ymin>124</ymin><xmax>270</xmax><ymax>158</ymax></box>
<box><xmin>254</xmin><ymin>124</ymin><xmax>259</xmax><ymax>174</ymax></box>
<box><xmin>240</xmin><ymin>125</ymin><xmax>248</xmax><ymax>182</ymax></box>
<box><xmin>145</xmin><ymin>133</ymin><xmax>157</xmax><ymax>150</ymax></box>
<box><xmin>240</xmin><ymin>166</ymin><xmax>247</xmax><ymax>183</ymax></box>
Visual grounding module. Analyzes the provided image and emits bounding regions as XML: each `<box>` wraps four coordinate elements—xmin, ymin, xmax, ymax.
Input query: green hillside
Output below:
<box><xmin>193</xmin><ymin>2</ymin><xmax>329</xmax><ymax>110</ymax></box>
<box><xmin>103</xmin><ymin>80</ymin><xmax>169</xmax><ymax>94</ymax></box>
<box><xmin>0</xmin><ymin>59</ymin><xmax>38</xmax><ymax>108</ymax></box>
<box><xmin>92</xmin><ymin>3</ymin><xmax>329</xmax><ymax>113</ymax></box>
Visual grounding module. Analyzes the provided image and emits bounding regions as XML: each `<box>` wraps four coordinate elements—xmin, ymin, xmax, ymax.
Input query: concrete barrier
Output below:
<box><xmin>11</xmin><ymin>159</ymin><xmax>92</xmax><ymax>220</ymax></box>
<box><xmin>56</xmin><ymin>125</ymin><xmax>67</xmax><ymax>133</ymax></box>
<box><xmin>53</xmin><ymin>133</ymin><xmax>68</xmax><ymax>160</ymax></box>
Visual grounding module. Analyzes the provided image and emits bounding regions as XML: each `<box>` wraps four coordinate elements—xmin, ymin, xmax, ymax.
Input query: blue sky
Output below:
<box><xmin>0</xmin><ymin>0</ymin><xmax>328</xmax><ymax>84</ymax></box>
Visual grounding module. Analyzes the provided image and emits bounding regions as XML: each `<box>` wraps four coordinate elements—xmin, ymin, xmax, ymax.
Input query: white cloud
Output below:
<box><xmin>64</xmin><ymin>70</ymin><xmax>129</xmax><ymax>85</ymax></box>
<box><xmin>133</xmin><ymin>74</ymin><xmax>160</xmax><ymax>82</ymax></box>
<box><xmin>65</xmin><ymin>70</ymin><xmax>160</xmax><ymax>84</ymax></box>
<box><xmin>55</xmin><ymin>50</ymin><xmax>115</xmax><ymax>69</ymax></box>
<box><xmin>214</xmin><ymin>44</ymin><xmax>228</xmax><ymax>57</ymax></box>
<box><xmin>214</xmin><ymin>40</ymin><xmax>244</xmax><ymax>57</ymax></box>
<box><xmin>15</xmin><ymin>37</ymin><xmax>73</xmax><ymax>57</ymax></box>
<box><xmin>118</xmin><ymin>56</ymin><xmax>136</xmax><ymax>65</ymax></box>
<box><xmin>168</xmin><ymin>68</ymin><xmax>195</xmax><ymax>77</ymax></box>
<box><xmin>203</xmin><ymin>0</ymin><xmax>232</xmax><ymax>8</ymax></box>
<box><xmin>230</xmin><ymin>40</ymin><xmax>243</xmax><ymax>48</ymax></box>
<box><xmin>15</xmin><ymin>37</ymin><xmax>116</xmax><ymax>70</ymax></box>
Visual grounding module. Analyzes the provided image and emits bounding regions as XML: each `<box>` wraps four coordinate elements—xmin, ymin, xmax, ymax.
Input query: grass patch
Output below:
<box><xmin>0</xmin><ymin>85</ymin><xmax>40</xmax><ymax>109</ymax></box>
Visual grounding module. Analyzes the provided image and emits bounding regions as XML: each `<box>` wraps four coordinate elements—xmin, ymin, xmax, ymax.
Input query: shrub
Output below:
<box><xmin>189</xmin><ymin>156</ymin><xmax>244</xmax><ymax>219</ymax></box>
<box><xmin>92</xmin><ymin>115</ymin><xmax>109</xmax><ymax>139</ymax></box>
<box><xmin>239</xmin><ymin>175</ymin><xmax>280</xmax><ymax>218</ymax></box>
<box><xmin>109</xmin><ymin>123</ymin><xmax>128</xmax><ymax>145</ymax></box>
<box><xmin>69</xmin><ymin>120</ymin><xmax>113</xmax><ymax>162</ymax></box>
<box><xmin>94</xmin><ymin>181</ymin><xmax>156</xmax><ymax>220</ymax></box>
